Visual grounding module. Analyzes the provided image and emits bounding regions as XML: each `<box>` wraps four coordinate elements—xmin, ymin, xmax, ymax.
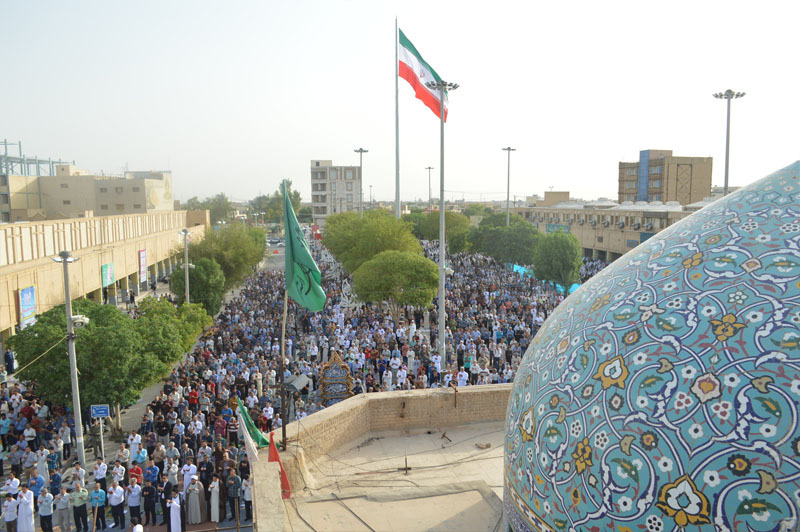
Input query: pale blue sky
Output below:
<box><xmin>3</xmin><ymin>0</ymin><xmax>798</xmax><ymax>204</ymax></box>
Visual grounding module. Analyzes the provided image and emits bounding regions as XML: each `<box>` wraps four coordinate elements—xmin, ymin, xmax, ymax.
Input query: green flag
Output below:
<box><xmin>283</xmin><ymin>181</ymin><xmax>326</xmax><ymax>312</ymax></box>
<box><xmin>237</xmin><ymin>398</ymin><xmax>269</xmax><ymax>448</ymax></box>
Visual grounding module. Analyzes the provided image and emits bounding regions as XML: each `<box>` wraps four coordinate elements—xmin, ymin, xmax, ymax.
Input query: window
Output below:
<box><xmin>0</xmin><ymin>176</ymin><xmax>7</xmax><ymax>186</ymax></box>
<box><xmin>597</xmin><ymin>236</ymin><xmax>603</xmax><ymax>243</ymax></box>
<box><xmin>347</xmin><ymin>194</ymin><xmax>353</xmax><ymax>202</ymax></box>
<box><xmin>650</xmin><ymin>166</ymin><xmax>663</xmax><ymax>174</ymax></box>
<box><xmin>132</xmin><ymin>187</ymin><xmax>140</xmax><ymax>192</ymax></box>
<box><xmin>330</xmin><ymin>169</ymin><xmax>338</xmax><ymax>179</ymax></box>
<box><xmin>649</xmin><ymin>180</ymin><xmax>662</xmax><ymax>189</ymax></box>
<box><xmin>626</xmin><ymin>169</ymin><xmax>634</xmax><ymax>176</ymax></box>
<box><xmin>331</xmin><ymin>183</ymin><xmax>336</xmax><ymax>192</ymax></box>
<box><xmin>99</xmin><ymin>187</ymin><xmax>108</xmax><ymax>192</ymax></box>
<box><xmin>100</xmin><ymin>204</ymin><xmax>108</xmax><ymax>210</ymax></box>
<box><xmin>115</xmin><ymin>187</ymin><xmax>123</xmax><ymax>193</ymax></box>
<box><xmin>60</xmin><ymin>183</ymin><xmax>69</xmax><ymax>189</ymax></box>
<box><xmin>346</xmin><ymin>182</ymin><xmax>353</xmax><ymax>191</ymax></box>
<box><xmin>0</xmin><ymin>194</ymin><xmax>8</xmax><ymax>204</ymax></box>
<box><xmin>626</xmin><ymin>181</ymin><xmax>636</xmax><ymax>189</ymax></box>
<box><xmin>650</xmin><ymin>194</ymin><xmax>662</xmax><ymax>202</ymax></box>
<box><xmin>346</xmin><ymin>169</ymin><xmax>353</xmax><ymax>179</ymax></box>
<box><xmin>315</xmin><ymin>161</ymin><xmax>320</xmax><ymax>167</ymax></box>
<box><xmin>133</xmin><ymin>204</ymin><xmax>142</xmax><ymax>208</ymax></box>
<box><xmin>63</xmin><ymin>200</ymin><xmax>71</xmax><ymax>205</ymax></box>
<box><xmin>116</xmin><ymin>203</ymin><xmax>124</xmax><ymax>210</ymax></box>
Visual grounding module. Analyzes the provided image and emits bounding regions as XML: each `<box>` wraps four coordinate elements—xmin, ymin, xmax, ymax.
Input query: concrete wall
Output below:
<box><xmin>0</xmin><ymin>210</ymin><xmax>207</xmax><ymax>343</ymax></box>
<box><xmin>276</xmin><ymin>385</ymin><xmax>512</xmax><ymax>492</ymax></box>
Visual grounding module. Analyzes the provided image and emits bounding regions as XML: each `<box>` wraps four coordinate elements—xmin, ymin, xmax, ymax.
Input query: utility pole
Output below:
<box><xmin>713</xmin><ymin>89</ymin><xmax>745</xmax><ymax>196</ymax></box>
<box><xmin>426</xmin><ymin>166</ymin><xmax>434</xmax><ymax>212</ymax></box>
<box><xmin>52</xmin><ymin>251</ymin><xmax>86</xmax><ymax>466</ymax></box>
<box><xmin>180</xmin><ymin>229</ymin><xmax>190</xmax><ymax>303</ymax></box>
<box><xmin>502</xmin><ymin>147</ymin><xmax>516</xmax><ymax>225</ymax></box>
<box><xmin>354</xmin><ymin>148</ymin><xmax>368</xmax><ymax>218</ymax></box>
<box><xmin>369</xmin><ymin>185</ymin><xmax>373</xmax><ymax>207</ymax></box>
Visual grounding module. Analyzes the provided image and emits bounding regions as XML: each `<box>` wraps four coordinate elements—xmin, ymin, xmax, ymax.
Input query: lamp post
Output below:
<box><xmin>52</xmin><ymin>251</ymin><xmax>86</xmax><ymax>466</ymax></box>
<box><xmin>502</xmin><ymin>147</ymin><xmax>516</xmax><ymax>225</ymax></box>
<box><xmin>369</xmin><ymin>185</ymin><xmax>373</xmax><ymax>207</ymax></box>
<box><xmin>354</xmin><ymin>148</ymin><xmax>368</xmax><ymax>218</ymax></box>
<box><xmin>425</xmin><ymin>79</ymin><xmax>458</xmax><ymax>366</ymax></box>
<box><xmin>425</xmin><ymin>166</ymin><xmax>434</xmax><ymax>212</ymax></box>
<box><xmin>713</xmin><ymin>89</ymin><xmax>745</xmax><ymax>196</ymax></box>
<box><xmin>180</xmin><ymin>229</ymin><xmax>190</xmax><ymax>304</ymax></box>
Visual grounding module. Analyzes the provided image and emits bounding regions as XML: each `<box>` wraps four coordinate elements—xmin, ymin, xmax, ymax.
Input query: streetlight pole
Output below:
<box><xmin>502</xmin><ymin>147</ymin><xmax>516</xmax><ymax>225</ymax></box>
<box><xmin>425</xmin><ymin>166</ymin><xmax>434</xmax><ymax>212</ymax></box>
<box><xmin>713</xmin><ymin>89</ymin><xmax>745</xmax><ymax>196</ymax></box>
<box><xmin>180</xmin><ymin>229</ymin><xmax>190</xmax><ymax>304</ymax></box>
<box><xmin>425</xmin><ymin>79</ymin><xmax>458</xmax><ymax>367</ymax></box>
<box><xmin>369</xmin><ymin>185</ymin><xmax>373</xmax><ymax>207</ymax></box>
<box><xmin>52</xmin><ymin>251</ymin><xmax>86</xmax><ymax>466</ymax></box>
<box><xmin>354</xmin><ymin>148</ymin><xmax>368</xmax><ymax>218</ymax></box>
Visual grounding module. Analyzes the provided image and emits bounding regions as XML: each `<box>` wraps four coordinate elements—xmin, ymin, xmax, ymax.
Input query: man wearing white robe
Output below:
<box><xmin>167</xmin><ymin>490</ymin><xmax>183</xmax><ymax>532</ymax></box>
<box><xmin>180</xmin><ymin>460</ymin><xmax>196</xmax><ymax>495</ymax></box>
<box><xmin>16</xmin><ymin>485</ymin><xmax>34</xmax><ymax>532</ymax></box>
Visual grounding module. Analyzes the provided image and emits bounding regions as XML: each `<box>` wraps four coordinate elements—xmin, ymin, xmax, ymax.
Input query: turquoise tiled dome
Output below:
<box><xmin>505</xmin><ymin>162</ymin><xmax>800</xmax><ymax>531</ymax></box>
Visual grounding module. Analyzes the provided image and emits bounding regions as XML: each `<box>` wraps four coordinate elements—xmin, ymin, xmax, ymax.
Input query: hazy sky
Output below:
<box><xmin>3</xmin><ymin>0</ymin><xmax>799</xmax><ymax>204</ymax></box>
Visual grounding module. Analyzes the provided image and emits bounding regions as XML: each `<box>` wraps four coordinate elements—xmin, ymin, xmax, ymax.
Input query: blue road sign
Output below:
<box><xmin>91</xmin><ymin>404</ymin><xmax>110</xmax><ymax>418</ymax></box>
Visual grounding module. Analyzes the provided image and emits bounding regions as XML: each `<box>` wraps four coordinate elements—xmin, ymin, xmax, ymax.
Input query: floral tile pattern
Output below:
<box><xmin>505</xmin><ymin>161</ymin><xmax>800</xmax><ymax>531</ymax></box>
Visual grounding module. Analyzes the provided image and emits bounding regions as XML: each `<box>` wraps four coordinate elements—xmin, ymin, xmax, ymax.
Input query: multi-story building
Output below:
<box><xmin>310</xmin><ymin>160</ymin><xmax>362</xmax><ymax>226</ymax></box>
<box><xmin>618</xmin><ymin>150</ymin><xmax>712</xmax><ymax>205</ymax></box>
<box><xmin>1</xmin><ymin>164</ymin><xmax>174</xmax><ymax>222</ymax></box>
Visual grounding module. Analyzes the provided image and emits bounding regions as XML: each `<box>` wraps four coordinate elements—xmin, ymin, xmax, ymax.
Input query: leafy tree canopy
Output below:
<box><xmin>479</xmin><ymin>211</ymin><xmax>525</xmax><ymax>228</ymax></box>
<box><xmin>461</xmin><ymin>204</ymin><xmax>493</xmax><ymax>218</ymax></box>
<box><xmin>8</xmin><ymin>300</ymin><xmax>165</xmax><ymax>408</ymax></box>
<box><xmin>418</xmin><ymin>211</ymin><xmax>471</xmax><ymax>253</ymax></box>
<box><xmin>188</xmin><ymin>223</ymin><xmax>265</xmax><ymax>289</ymax></box>
<box><xmin>469</xmin><ymin>221</ymin><xmax>540</xmax><ymax>265</ymax></box>
<box><xmin>323</xmin><ymin>210</ymin><xmax>422</xmax><ymax>274</ymax></box>
<box><xmin>352</xmin><ymin>250</ymin><xmax>438</xmax><ymax>319</ymax></box>
<box><xmin>533</xmin><ymin>230</ymin><xmax>583</xmax><ymax>294</ymax></box>
<box><xmin>170</xmin><ymin>257</ymin><xmax>226</xmax><ymax>315</ymax></box>
<box><xmin>249</xmin><ymin>181</ymin><xmax>301</xmax><ymax>224</ymax></box>
<box><xmin>184</xmin><ymin>193</ymin><xmax>234</xmax><ymax>225</ymax></box>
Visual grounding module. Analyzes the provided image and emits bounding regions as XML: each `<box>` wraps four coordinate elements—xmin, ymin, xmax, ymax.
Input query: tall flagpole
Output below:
<box><xmin>426</xmin><ymin>80</ymin><xmax>458</xmax><ymax>367</ymax></box>
<box><xmin>280</xmin><ymin>181</ymin><xmax>288</xmax><ymax>451</ymax></box>
<box><xmin>394</xmin><ymin>17</ymin><xmax>401</xmax><ymax>218</ymax></box>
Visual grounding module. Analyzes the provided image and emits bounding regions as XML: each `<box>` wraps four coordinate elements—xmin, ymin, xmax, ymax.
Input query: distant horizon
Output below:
<box><xmin>3</xmin><ymin>1</ymin><xmax>798</xmax><ymax>205</ymax></box>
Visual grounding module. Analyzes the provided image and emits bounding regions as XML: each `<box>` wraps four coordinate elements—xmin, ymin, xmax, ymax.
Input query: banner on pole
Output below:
<box><xmin>18</xmin><ymin>286</ymin><xmax>37</xmax><ymax>329</ymax></box>
<box><xmin>138</xmin><ymin>250</ymin><xmax>147</xmax><ymax>281</ymax></box>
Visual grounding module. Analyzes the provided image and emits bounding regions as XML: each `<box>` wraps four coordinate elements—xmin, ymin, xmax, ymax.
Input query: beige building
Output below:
<box><xmin>0</xmin><ymin>165</ymin><xmax>174</xmax><ymax>222</ymax></box>
<box><xmin>0</xmin><ymin>210</ymin><xmax>207</xmax><ymax>348</ymax></box>
<box><xmin>512</xmin><ymin>200</ymin><xmax>691</xmax><ymax>261</ymax></box>
<box><xmin>618</xmin><ymin>149</ymin><xmax>712</xmax><ymax>205</ymax></box>
<box><xmin>310</xmin><ymin>160</ymin><xmax>362</xmax><ymax>226</ymax></box>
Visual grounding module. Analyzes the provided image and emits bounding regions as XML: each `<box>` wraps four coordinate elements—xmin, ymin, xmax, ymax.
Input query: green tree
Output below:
<box><xmin>479</xmin><ymin>211</ymin><xmax>525</xmax><ymax>228</ymax></box>
<box><xmin>134</xmin><ymin>298</ymin><xmax>211</xmax><ymax>359</ymax></box>
<box><xmin>9</xmin><ymin>300</ymin><xmax>165</xmax><ymax>434</ymax></box>
<box><xmin>352</xmin><ymin>250</ymin><xmax>438</xmax><ymax>321</ymax></box>
<box><xmin>402</xmin><ymin>212</ymin><xmax>426</xmax><ymax>239</ymax></box>
<box><xmin>189</xmin><ymin>223</ymin><xmax>265</xmax><ymax>289</ymax></box>
<box><xmin>461</xmin><ymin>204</ymin><xmax>493</xmax><ymax>218</ymax></box>
<box><xmin>250</xmin><ymin>181</ymin><xmax>302</xmax><ymax>223</ymax></box>
<box><xmin>170</xmin><ymin>257</ymin><xmax>226</xmax><ymax>315</ymax></box>
<box><xmin>323</xmin><ymin>210</ymin><xmax>422</xmax><ymax>274</ymax></box>
<box><xmin>297</xmin><ymin>206</ymin><xmax>313</xmax><ymax>223</ymax></box>
<box><xmin>205</xmin><ymin>193</ymin><xmax>233</xmax><ymax>224</ymax></box>
<box><xmin>533</xmin><ymin>231</ymin><xmax>582</xmax><ymax>294</ymax></box>
<box><xmin>419</xmin><ymin>211</ymin><xmax>471</xmax><ymax>253</ymax></box>
<box><xmin>469</xmin><ymin>221</ymin><xmax>540</xmax><ymax>265</ymax></box>
<box><xmin>177</xmin><ymin>303</ymin><xmax>214</xmax><ymax>350</ymax></box>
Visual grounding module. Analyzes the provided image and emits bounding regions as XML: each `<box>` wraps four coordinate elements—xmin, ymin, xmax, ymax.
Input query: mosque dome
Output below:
<box><xmin>505</xmin><ymin>161</ymin><xmax>800</xmax><ymax>531</ymax></box>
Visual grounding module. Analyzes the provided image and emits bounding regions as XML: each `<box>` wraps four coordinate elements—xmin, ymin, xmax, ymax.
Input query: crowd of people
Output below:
<box><xmin>0</xmin><ymin>231</ymin><xmax>607</xmax><ymax>532</ymax></box>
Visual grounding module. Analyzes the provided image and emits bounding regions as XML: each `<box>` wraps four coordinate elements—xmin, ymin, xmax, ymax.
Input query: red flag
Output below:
<box><xmin>269</xmin><ymin>432</ymin><xmax>292</xmax><ymax>499</ymax></box>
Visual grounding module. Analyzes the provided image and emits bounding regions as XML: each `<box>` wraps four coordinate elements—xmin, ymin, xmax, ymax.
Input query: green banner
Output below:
<box><xmin>101</xmin><ymin>263</ymin><xmax>115</xmax><ymax>287</ymax></box>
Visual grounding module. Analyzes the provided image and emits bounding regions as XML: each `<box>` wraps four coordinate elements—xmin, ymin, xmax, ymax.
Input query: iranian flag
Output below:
<box><xmin>398</xmin><ymin>29</ymin><xmax>448</xmax><ymax>121</ymax></box>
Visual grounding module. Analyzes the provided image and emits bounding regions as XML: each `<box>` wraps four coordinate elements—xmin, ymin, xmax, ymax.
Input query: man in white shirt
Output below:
<box><xmin>112</xmin><ymin>460</ymin><xmax>126</xmax><ymax>486</ymax></box>
<box><xmin>108</xmin><ymin>481</ymin><xmax>126</xmax><ymax>529</ymax></box>
<box><xmin>431</xmin><ymin>353</ymin><xmax>442</xmax><ymax>373</ymax></box>
<box><xmin>94</xmin><ymin>457</ymin><xmax>108</xmax><ymax>495</ymax></box>
<box><xmin>127</xmin><ymin>431</ymin><xmax>141</xmax><ymax>464</ymax></box>
<box><xmin>456</xmin><ymin>368</ymin><xmax>468</xmax><ymax>387</ymax></box>
<box><xmin>181</xmin><ymin>459</ymin><xmax>196</xmax><ymax>495</ymax></box>
<box><xmin>382</xmin><ymin>369</ymin><xmax>393</xmax><ymax>390</ymax></box>
<box><xmin>4</xmin><ymin>472</ymin><xmax>20</xmax><ymax>497</ymax></box>
<box><xmin>126</xmin><ymin>478</ymin><xmax>142</xmax><ymax>524</ymax></box>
